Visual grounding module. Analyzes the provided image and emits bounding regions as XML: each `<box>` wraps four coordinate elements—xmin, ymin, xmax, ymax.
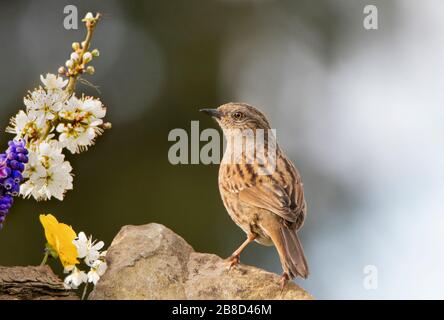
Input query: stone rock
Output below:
<box><xmin>89</xmin><ymin>223</ymin><xmax>312</xmax><ymax>300</ymax></box>
<box><xmin>0</xmin><ymin>265</ymin><xmax>78</xmax><ymax>300</ymax></box>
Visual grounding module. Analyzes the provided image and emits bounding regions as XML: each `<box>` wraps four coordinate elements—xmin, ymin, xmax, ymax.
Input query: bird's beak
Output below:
<box><xmin>199</xmin><ymin>108</ymin><xmax>222</xmax><ymax>119</ymax></box>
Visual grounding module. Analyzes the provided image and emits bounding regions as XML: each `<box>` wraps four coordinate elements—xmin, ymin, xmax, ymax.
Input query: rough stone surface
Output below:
<box><xmin>89</xmin><ymin>223</ymin><xmax>312</xmax><ymax>300</ymax></box>
<box><xmin>0</xmin><ymin>265</ymin><xmax>78</xmax><ymax>300</ymax></box>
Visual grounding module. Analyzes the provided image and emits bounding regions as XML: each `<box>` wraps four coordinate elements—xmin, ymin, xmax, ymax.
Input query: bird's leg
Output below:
<box><xmin>227</xmin><ymin>234</ymin><xmax>256</xmax><ymax>270</ymax></box>
<box><xmin>280</xmin><ymin>272</ymin><xmax>290</xmax><ymax>292</ymax></box>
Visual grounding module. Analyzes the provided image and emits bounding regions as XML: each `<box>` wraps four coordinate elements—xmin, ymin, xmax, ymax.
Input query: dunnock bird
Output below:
<box><xmin>200</xmin><ymin>102</ymin><xmax>309</xmax><ymax>287</ymax></box>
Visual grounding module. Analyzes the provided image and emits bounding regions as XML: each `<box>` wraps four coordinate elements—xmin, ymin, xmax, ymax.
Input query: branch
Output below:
<box><xmin>65</xmin><ymin>12</ymin><xmax>101</xmax><ymax>94</ymax></box>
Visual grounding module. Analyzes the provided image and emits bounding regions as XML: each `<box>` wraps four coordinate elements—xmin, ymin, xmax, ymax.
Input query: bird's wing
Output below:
<box><xmin>238</xmin><ymin>180</ymin><xmax>299</xmax><ymax>223</ymax></box>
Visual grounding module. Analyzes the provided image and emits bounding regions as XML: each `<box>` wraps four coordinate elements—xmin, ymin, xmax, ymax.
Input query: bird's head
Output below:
<box><xmin>200</xmin><ymin>103</ymin><xmax>271</xmax><ymax>132</ymax></box>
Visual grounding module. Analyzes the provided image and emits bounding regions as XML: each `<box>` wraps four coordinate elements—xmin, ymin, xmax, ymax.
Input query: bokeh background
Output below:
<box><xmin>0</xmin><ymin>0</ymin><xmax>443</xmax><ymax>299</ymax></box>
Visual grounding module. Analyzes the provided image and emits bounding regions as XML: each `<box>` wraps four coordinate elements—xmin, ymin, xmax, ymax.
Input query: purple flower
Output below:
<box><xmin>0</xmin><ymin>139</ymin><xmax>28</xmax><ymax>229</ymax></box>
<box><xmin>0</xmin><ymin>159</ymin><xmax>7</xmax><ymax>180</ymax></box>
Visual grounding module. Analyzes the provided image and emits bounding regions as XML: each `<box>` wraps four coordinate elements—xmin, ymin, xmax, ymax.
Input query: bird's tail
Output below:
<box><xmin>280</xmin><ymin>226</ymin><xmax>309</xmax><ymax>279</ymax></box>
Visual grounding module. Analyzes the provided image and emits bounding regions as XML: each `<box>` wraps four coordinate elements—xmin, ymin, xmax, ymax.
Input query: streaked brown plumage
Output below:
<box><xmin>200</xmin><ymin>102</ymin><xmax>309</xmax><ymax>286</ymax></box>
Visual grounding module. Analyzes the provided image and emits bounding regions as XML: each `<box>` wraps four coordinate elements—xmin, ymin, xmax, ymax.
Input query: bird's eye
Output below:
<box><xmin>232</xmin><ymin>111</ymin><xmax>244</xmax><ymax>121</ymax></box>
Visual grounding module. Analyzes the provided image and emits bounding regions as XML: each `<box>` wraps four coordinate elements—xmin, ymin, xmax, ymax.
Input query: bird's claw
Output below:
<box><xmin>280</xmin><ymin>273</ymin><xmax>290</xmax><ymax>293</ymax></box>
<box><xmin>226</xmin><ymin>255</ymin><xmax>240</xmax><ymax>271</ymax></box>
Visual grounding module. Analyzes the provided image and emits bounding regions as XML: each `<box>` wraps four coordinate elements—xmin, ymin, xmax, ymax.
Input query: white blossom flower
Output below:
<box><xmin>57</xmin><ymin>96</ymin><xmax>106</xmax><ymax>154</ymax></box>
<box><xmin>24</xmin><ymin>87</ymin><xmax>64</xmax><ymax>122</ymax></box>
<box><xmin>87</xmin><ymin>259</ymin><xmax>107</xmax><ymax>285</ymax></box>
<box><xmin>7</xmin><ymin>23</ymin><xmax>112</xmax><ymax>207</ymax></box>
<box><xmin>56</xmin><ymin>123</ymin><xmax>95</xmax><ymax>154</ymax></box>
<box><xmin>22</xmin><ymin>163</ymin><xmax>73</xmax><ymax>201</ymax></box>
<box><xmin>37</xmin><ymin>141</ymin><xmax>65</xmax><ymax>166</ymax></box>
<box><xmin>73</xmin><ymin>231</ymin><xmax>105</xmax><ymax>266</ymax></box>
<box><xmin>82</xmin><ymin>97</ymin><xmax>106</xmax><ymax>119</ymax></box>
<box><xmin>40</xmin><ymin>73</ymin><xmax>68</xmax><ymax>91</ymax></box>
<box><xmin>6</xmin><ymin>110</ymin><xmax>45</xmax><ymax>140</ymax></box>
<box><xmin>64</xmin><ymin>266</ymin><xmax>87</xmax><ymax>289</ymax></box>
<box><xmin>20</xmin><ymin>150</ymin><xmax>46</xmax><ymax>199</ymax></box>
<box><xmin>20</xmin><ymin>143</ymin><xmax>73</xmax><ymax>201</ymax></box>
<box><xmin>58</xmin><ymin>95</ymin><xmax>81</xmax><ymax>121</ymax></box>
<box><xmin>38</xmin><ymin>161</ymin><xmax>73</xmax><ymax>200</ymax></box>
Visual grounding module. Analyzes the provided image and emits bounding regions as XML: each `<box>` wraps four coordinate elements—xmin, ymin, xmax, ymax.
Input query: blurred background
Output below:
<box><xmin>0</xmin><ymin>0</ymin><xmax>443</xmax><ymax>299</ymax></box>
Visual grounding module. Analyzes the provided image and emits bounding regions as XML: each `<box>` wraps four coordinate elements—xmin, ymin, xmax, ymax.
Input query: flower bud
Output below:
<box><xmin>83</xmin><ymin>52</ymin><xmax>93</xmax><ymax>63</ymax></box>
<box><xmin>17</xmin><ymin>154</ymin><xmax>28</xmax><ymax>164</ymax></box>
<box><xmin>86</xmin><ymin>66</ymin><xmax>95</xmax><ymax>75</ymax></box>
<box><xmin>81</xmin><ymin>41</ymin><xmax>87</xmax><ymax>48</ymax></box>
<box><xmin>84</xmin><ymin>12</ymin><xmax>94</xmax><ymax>20</ymax></box>
<box><xmin>10</xmin><ymin>183</ymin><xmax>20</xmax><ymax>196</ymax></box>
<box><xmin>91</xmin><ymin>49</ymin><xmax>100</xmax><ymax>57</ymax></box>
<box><xmin>72</xmin><ymin>42</ymin><xmax>80</xmax><ymax>51</ymax></box>
<box><xmin>3</xmin><ymin>178</ymin><xmax>14</xmax><ymax>190</ymax></box>
<box><xmin>58</xmin><ymin>66</ymin><xmax>66</xmax><ymax>74</ymax></box>
<box><xmin>65</xmin><ymin>59</ymin><xmax>74</xmax><ymax>68</ymax></box>
<box><xmin>70</xmin><ymin>52</ymin><xmax>80</xmax><ymax>61</ymax></box>
<box><xmin>11</xmin><ymin>170</ymin><xmax>23</xmax><ymax>184</ymax></box>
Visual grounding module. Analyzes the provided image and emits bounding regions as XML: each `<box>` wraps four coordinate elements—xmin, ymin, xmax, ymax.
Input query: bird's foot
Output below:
<box><xmin>280</xmin><ymin>272</ymin><xmax>290</xmax><ymax>293</ymax></box>
<box><xmin>226</xmin><ymin>254</ymin><xmax>240</xmax><ymax>271</ymax></box>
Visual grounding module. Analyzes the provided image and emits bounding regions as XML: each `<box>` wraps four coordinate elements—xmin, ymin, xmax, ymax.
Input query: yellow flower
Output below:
<box><xmin>40</xmin><ymin>214</ymin><xmax>79</xmax><ymax>267</ymax></box>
